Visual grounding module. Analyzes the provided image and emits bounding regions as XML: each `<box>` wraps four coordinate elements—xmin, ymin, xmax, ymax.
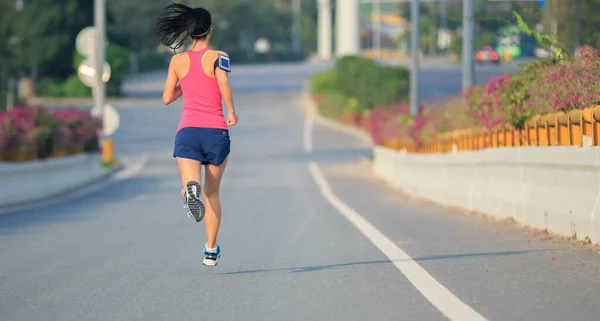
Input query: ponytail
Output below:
<box><xmin>153</xmin><ymin>4</ymin><xmax>212</xmax><ymax>51</ymax></box>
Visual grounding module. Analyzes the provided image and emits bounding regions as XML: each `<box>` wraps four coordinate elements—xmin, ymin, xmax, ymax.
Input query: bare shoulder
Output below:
<box><xmin>215</xmin><ymin>50</ymin><xmax>229</xmax><ymax>57</ymax></box>
<box><xmin>170</xmin><ymin>52</ymin><xmax>189</xmax><ymax>64</ymax></box>
<box><xmin>169</xmin><ymin>53</ymin><xmax>190</xmax><ymax>78</ymax></box>
<box><xmin>207</xmin><ymin>50</ymin><xmax>229</xmax><ymax>58</ymax></box>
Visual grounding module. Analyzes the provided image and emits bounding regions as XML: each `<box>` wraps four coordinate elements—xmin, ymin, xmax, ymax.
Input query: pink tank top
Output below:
<box><xmin>177</xmin><ymin>48</ymin><xmax>228</xmax><ymax>131</ymax></box>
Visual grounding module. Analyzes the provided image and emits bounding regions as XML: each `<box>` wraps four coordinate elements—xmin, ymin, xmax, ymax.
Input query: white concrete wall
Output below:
<box><xmin>373</xmin><ymin>145</ymin><xmax>600</xmax><ymax>244</ymax></box>
<box><xmin>0</xmin><ymin>153</ymin><xmax>104</xmax><ymax>208</ymax></box>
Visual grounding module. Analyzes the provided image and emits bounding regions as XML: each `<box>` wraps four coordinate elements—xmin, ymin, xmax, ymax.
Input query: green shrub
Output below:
<box><xmin>105</xmin><ymin>43</ymin><xmax>131</xmax><ymax>96</ymax></box>
<box><xmin>334</xmin><ymin>55</ymin><xmax>409</xmax><ymax>110</ymax></box>
<box><xmin>335</xmin><ymin>55</ymin><xmax>377</xmax><ymax>99</ymax></box>
<box><xmin>310</xmin><ymin>69</ymin><xmax>337</xmax><ymax>94</ymax></box>
<box><xmin>501</xmin><ymin>56</ymin><xmax>558</xmax><ymax>128</ymax></box>
<box><xmin>369</xmin><ymin>65</ymin><xmax>409</xmax><ymax>108</ymax></box>
<box><xmin>317</xmin><ymin>92</ymin><xmax>348</xmax><ymax>120</ymax></box>
<box><xmin>310</xmin><ymin>55</ymin><xmax>410</xmax><ymax>129</ymax></box>
<box><xmin>36</xmin><ymin>42</ymin><xmax>131</xmax><ymax>98</ymax></box>
<box><xmin>36</xmin><ymin>77</ymin><xmax>66</xmax><ymax>97</ymax></box>
<box><xmin>344</xmin><ymin>97</ymin><xmax>367</xmax><ymax>113</ymax></box>
<box><xmin>63</xmin><ymin>74</ymin><xmax>92</xmax><ymax>97</ymax></box>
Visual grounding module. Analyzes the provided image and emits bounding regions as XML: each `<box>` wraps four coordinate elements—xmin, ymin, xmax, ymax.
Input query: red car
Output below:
<box><xmin>475</xmin><ymin>46</ymin><xmax>500</xmax><ymax>64</ymax></box>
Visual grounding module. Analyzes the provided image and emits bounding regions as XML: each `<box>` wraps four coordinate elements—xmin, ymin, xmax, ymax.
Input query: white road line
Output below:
<box><xmin>115</xmin><ymin>154</ymin><xmax>149</xmax><ymax>180</ymax></box>
<box><xmin>302</xmin><ymin>95</ymin><xmax>487</xmax><ymax>320</ymax></box>
<box><xmin>303</xmin><ymin>112</ymin><xmax>313</xmax><ymax>153</ymax></box>
<box><xmin>0</xmin><ymin>154</ymin><xmax>149</xmax><ymax>215</ymax></box>
<box><xmin>308</xmin><ymin>162</ymin><xmax>488</xmax><ymax>321</ymax></box>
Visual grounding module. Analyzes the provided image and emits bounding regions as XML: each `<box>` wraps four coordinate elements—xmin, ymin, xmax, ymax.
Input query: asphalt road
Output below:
<box><xmin>1</xmin><ymin>61</ymin><xmax>599</xmax><ymax>321</ymax></box>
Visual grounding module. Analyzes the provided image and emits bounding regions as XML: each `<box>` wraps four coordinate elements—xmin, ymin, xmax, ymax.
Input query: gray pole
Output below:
<box><xmin>292</xmin><ymin>0</ymin><xmax>301</xmax><ymax>56</ymax></box>
<box><xmin>94</xmin><ymin>0</ymin><xmax>106</xmax><ymax>130</ymax></box>
<box><xmin>440</xmin><ymin>0</ymin><xmax>447</xmax><ymax>30</ymax></box>
<box><xmin>575</xmin><ymin>0</ymin><xmax>581</xmax><ymax>56</ymax></box>
<box><xmin>462</xmin><ymin>0</ymin><xmax>474</xmax><ymax>90</ymax></box>
<box><xmin>551</xmin><ymin>0</ymin><xmax>557</xmax><ymax>39</ymax></box>
<box><xmin>410</xmin><ymin>0</ymin><xmax>419</xmax><ymax>115</ymax></box>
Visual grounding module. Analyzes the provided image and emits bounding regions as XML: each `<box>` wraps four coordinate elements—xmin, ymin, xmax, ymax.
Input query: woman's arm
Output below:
<box><xmin>215</xmin><ymin>53</ymin><xmax>238</xmax><ymax>126</ymax></box>
<box><xmin>162</xmin><ymin>55</ymin><xmax>182</xmax><ymax>105</ymax></box>
<box><xmin>215</xmin><ymin>52</ymin><xmax>235</xmax><ymax>114</ymax></box>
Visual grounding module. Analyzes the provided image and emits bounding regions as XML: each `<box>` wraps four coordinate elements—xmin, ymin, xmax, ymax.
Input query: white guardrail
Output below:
<box><xmin>0</xmin><ymin>153</ymin><xmax>105</xmax><ymax>208</ymax></box>
<box><xmin>373</xmin><ymin>145</ymin><xmax>600</xmax><ymax>244</ymax></box>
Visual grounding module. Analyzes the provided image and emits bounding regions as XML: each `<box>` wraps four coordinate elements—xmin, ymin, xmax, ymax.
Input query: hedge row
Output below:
<box><xmin>0</xmin><ymin>105</ymin><xmax>102</xmax><ymax>162</ymax></box>
<box><xmin>312</xmin><ymin>46</ymin><xmax>600</xmax><ymax>152</ymax></box>
<box><xmin>310</xmin><ymin>56</ymin><xmax>410</xmax><ymax>115</ymax></box>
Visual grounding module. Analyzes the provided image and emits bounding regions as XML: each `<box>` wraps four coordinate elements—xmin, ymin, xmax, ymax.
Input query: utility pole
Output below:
<box><xmin>551</xmin><ymin>0</ymin><xmax>557</xmax><ymax>39</ymax></box>
<box><xmin>410</xmin><ymin>0</ymin><xmax>419</xmax><ymax>115</ymax></box>
<box><xmin>575</xmin><ymin>0</ymin><xmax>581</xmax><ymax>56</ymax></box>
<box><xmin>292</xmin><ymin>0</ymin><xmax>301</xmax><ymax>56</ymax></box>
<box><xmin>94</xmin><ymin>0</ymin><xmax>106</xmax><ymax>124</ymax></box>
<box><xmin>7</xmin><ymin>0</ymin><xmax>25</xmax><ymax>111</ymax></box>
<box><xmin>462</xmin><ymin>0</ymin><xmax>474</xmax><ymax>90</ymax></box>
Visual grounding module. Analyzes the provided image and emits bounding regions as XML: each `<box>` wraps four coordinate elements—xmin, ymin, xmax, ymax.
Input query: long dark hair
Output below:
<box><xmin>153</xmin><ymin>3</ymin><xmax>212</xmax><ymax>51</ymax></box>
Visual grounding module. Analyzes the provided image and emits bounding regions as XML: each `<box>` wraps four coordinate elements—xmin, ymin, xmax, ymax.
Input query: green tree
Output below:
<box><xmin>18</xmin><ymin>0</ymin><xmax>93</xmax><ymax>80</ymax></box>
<box><xmin>542</xmin><ymin>0</ymin><xmax>600</xmax><ymax>55</ymax></box>
<box><xmin>0</xmin><ymin>0</ymin><xmax>27</xmax><ymax>109</ymax></box>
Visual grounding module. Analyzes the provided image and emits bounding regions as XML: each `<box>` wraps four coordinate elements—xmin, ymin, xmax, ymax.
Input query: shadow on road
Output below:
<box><xmin>222</xmin><ymin>249</ymin><xmax>553</xmax><ymax>275</ymax></box>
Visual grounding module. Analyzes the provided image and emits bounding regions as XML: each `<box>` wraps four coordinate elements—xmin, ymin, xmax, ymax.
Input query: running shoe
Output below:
<box><xmin>203</xmin><ymin>245</ymin><xmax>221</xmax><ymax>266</ymax></box>
<box><xmin>185</xmin><ymin>181</ymin><xmax>205</xmax><ymax>222</ymax></box>
<box><xmin>183</xmin><ymin>194</ymin><xmax>194</xmax><ymax>220</ymax></box>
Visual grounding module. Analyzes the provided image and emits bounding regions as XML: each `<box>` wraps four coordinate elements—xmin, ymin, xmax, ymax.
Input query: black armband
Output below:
<box><xmin>214</xmin><ymin>54</ymin><xmax>231</xmax><ymax>72</ymax></box>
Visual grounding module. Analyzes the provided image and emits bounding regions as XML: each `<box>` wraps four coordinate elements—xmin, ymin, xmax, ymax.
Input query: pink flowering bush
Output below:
<box><xmin>462</xmin><ymin>74</ymin><xmax>512</xmax><ymax>131</ymax></box>
<box><xmin>527</xmin><ymin>46</ymin><xmax>600</xmax><ymax>113</ymax></box>
<box><xmin>372</xmin><ymin>45</ymin><xmax>600</xmax><ymax>149</ymax></box>
<box><xmin>454</xmin><ymin>46</ymin><xmax>600</xmax><ymax>132</ymax></box>
<box><xmin>407</xmin><ymin>105</ymin><xmax>430</xmax><ymax>150</ymax></box>
<box><xmin>0</xmin><ymin>105</ymin><xmax>101</xmax><ymax>161</ymax></box>
<box><xmin>311</xmin><ymin>44</ymin><xmax>600</xmax><ymax>151</ymax></box>
<box><xmin>432</xmin><ymin>97</ymin><xmax>475</xmax><ymax>133</ymax></box>
<box><xmin>367</xmin><ymin>103</ymin><xmax>410</xmax><ymax>145</ymax></box>
<box><xmin>52</xmin><ymin>106</ymin><xmax>102</xmax><ymax>153</ymax></box>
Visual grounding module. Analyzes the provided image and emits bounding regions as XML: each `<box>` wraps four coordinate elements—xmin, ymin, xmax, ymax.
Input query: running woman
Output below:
<box><xmin>153</xmin><ymin>4</ymin><xmax>238</xmax><ymax>266</ymax></box>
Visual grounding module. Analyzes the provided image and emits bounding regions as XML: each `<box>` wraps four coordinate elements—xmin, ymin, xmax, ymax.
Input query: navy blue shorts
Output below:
<box><xmin>173</xmin><ymin>127</ymin><xmax>231</xmax><ymax>166</ymax></box>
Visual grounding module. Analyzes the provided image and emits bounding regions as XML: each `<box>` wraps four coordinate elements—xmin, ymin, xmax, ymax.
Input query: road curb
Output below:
<box><xmin>0</xmin><ymin>158</ymin><xmax>125</xmax><ymax>216</ymax></box>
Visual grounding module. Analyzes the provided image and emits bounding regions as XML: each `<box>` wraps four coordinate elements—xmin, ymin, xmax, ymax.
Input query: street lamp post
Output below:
<box><xmin>94</xmin><ymin>0</ymin><xmax>106</xmax><ymax>125</ymax></box>
<box><xmin>462</xmin><ymin>0</ymin><xmax>474</xmax><ymax>90</ymax></box>
<box><xmin>93</xmin><ymin>0</ymin><xmax>114</xmax><ymax>164</ymax></box>
<box><xmin>6</xmin><ymin>0</ymin><xmax>25</xmax><ymax>111</ymax></box>
<box><xmin>292</xmin><ymin>0</ymin><xmax>301</xmax><ymax>56</ymax></box>
<box><xmin>575</xmin><ymin>0</ymin><xmax>581</xmax><ymax>56</ymax></box>
<box><xmin>410</xmin><ymin>0</ymin><xmax>419</xmax><ymax>115</ymax></box>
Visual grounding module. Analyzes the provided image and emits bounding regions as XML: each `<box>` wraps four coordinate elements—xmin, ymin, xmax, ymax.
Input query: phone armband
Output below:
<box><xmin>217</xmin><ymin>54</ymin><xmax>231</xmax><ymax>72</ymax></box>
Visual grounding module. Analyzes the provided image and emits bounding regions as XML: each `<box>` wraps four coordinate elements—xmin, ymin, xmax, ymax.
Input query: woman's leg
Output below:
<box><xmin>176</xmin><ymin>156</ymin><xmax>203</xmax><ymax>220</ymax></box>
<box><xmin>202</xmin><ymin>155</ymin><xmax>229</xmax><ymax>249</ymax></box>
